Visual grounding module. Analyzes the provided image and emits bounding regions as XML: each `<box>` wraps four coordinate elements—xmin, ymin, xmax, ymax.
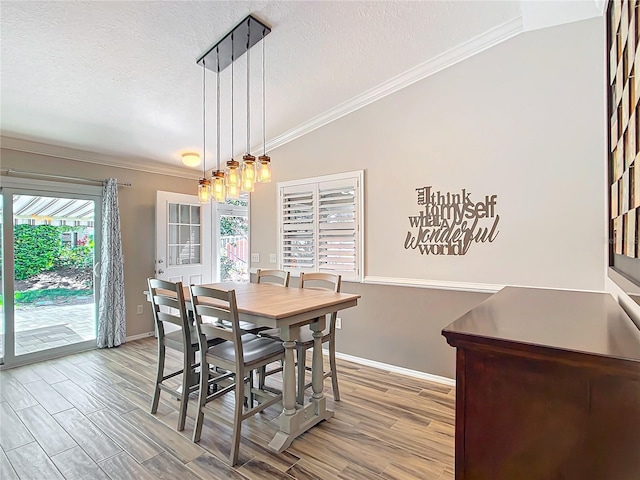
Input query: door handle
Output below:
<box><xmin>158</xmin><ymin>269</ymin><xmax>165</xmax><ymax>275</ymax></box>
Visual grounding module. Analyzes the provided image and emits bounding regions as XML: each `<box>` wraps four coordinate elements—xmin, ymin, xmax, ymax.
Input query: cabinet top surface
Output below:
<box><xmin>442</xmin><ymin>287</ymin><xmax>640</xmax><ymax>363</ymax></box>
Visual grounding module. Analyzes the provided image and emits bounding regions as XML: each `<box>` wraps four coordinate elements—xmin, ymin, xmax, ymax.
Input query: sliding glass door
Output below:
<box><xmin>0</xmin><ymin>178</ymin><xmax>101</xmax><ymax>367</ymax></box>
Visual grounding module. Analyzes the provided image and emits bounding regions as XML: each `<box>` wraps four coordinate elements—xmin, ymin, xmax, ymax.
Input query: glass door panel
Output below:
<box><xmin>1</xmin><ymin>181</ymin><xmax>100</xmax><ymax>367</ymax></box>
<box><xmin>12</xmin><ymin>194</ymin><xmax>97</xmax><ymax>356</ymax></box>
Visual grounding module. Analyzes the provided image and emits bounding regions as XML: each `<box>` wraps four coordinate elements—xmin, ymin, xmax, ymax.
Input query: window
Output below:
<box><xmin>278</xmin><ymin>170</ymin><xmax>364</xmax><ymax>282</ymax></box>
<box><xmin>168</xmin><ymin>203</ymin><xmax>201</xmax><ymax>265</ymax></box>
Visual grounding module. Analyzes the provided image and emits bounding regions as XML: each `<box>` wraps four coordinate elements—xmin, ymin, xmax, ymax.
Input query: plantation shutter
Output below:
<box><xmin>280</xmin><ymin>184</ymin><xmax>315</xmax><ymax>272</ymax></box>
<box><xmin>278</xmin><ymin>171</ymin><xmax>362</xmax><ymax>282</ymax></box>
<box><xmin>317</xmin><ymin>178</ymin><xmax>358</xmax><ymax>278</ymax></box>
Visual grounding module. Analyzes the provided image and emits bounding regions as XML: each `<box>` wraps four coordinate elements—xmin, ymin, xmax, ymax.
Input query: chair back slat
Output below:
<box><xmin>156</xmin><ymin>311</ymin><xmax>184</xmax><ymax>327</ymax></box>
<box><xmin>189</xmin><ymin>285</ymin><xmax>243</xmax><ymax>358</ymax></box>
<box><xmin>148</xmin><ymin>278</ymin><xmax>191</xmax><ymax>344</ymax></box>
<box><xmin>299</xmin><ymin>272</ymin><xmax>341</xmax><ymax>293</ymax></box>
<box><xmin>256</xmin><ymin>269</ymin><xmax>290</xmax><ymax>287</ymax></box>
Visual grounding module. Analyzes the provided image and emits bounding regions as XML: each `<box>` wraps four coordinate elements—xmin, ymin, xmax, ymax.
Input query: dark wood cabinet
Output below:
<box><xmin>442</xmin><ymin>287</ymin><xmax>640</xmax><ymax>480</ymax></box>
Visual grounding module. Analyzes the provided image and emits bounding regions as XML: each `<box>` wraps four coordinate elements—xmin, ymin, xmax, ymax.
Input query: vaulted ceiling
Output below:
<box><xmin>0</xmin><ymin>1</ymin><xmax>604</xmax><ymax>178</ymax></box>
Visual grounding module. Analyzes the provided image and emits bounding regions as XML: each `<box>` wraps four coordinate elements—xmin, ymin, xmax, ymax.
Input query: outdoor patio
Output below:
<box><xmin>0</xmin><ymin>303</ymin><xmax>95</xmax><ymax>356</ymax></box>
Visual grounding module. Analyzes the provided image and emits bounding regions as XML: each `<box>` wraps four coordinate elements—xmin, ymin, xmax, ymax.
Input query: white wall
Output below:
<box><xmin>252</xmin><ymin>17</ymin><xmax>606</xmax><ymax>292</ymax></box>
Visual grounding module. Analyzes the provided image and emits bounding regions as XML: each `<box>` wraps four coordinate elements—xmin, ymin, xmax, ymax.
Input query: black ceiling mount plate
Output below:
<box><xmin>197</xmin><ymin>15</ymin><xmax>271</xmax><ymax>73</ymax></box>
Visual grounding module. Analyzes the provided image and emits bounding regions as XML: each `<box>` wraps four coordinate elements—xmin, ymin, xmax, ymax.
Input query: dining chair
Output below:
<box><xmin>189</xmin><ymin>284</ymin><xmax>284</xmax><ymax>466</ymax></box>
<box><xmin>238</xmin><ymin>268</ymin><xmax>291</xmax><ymax>335</ymax></box>
<box><xmin>260</xmin><ymin>272</ymin><xmax>342</xmax><ymax>405</ymax></box>
<box><xmin>147</xmin><ymin>278</ymin><xmax>228</xmax><ymax>431</ymax></box>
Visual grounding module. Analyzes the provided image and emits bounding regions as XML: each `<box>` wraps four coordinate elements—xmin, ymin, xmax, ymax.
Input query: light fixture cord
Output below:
<box><xmin>202</xmin><ymin>59</ymin><xmax>206</xmax><ymax>177</ymax></box>
<box><xmin>247</xmin><ymin>30</ymin><xmax>251</xmax><ymax>153</ymax></box>
<box><xmin>262</xmin><ymin>32</ymin><xmax>266</xmax><ymax>155</ymax></box>
<box><xmin>216</xmin><ymin>49</ymin><xmax>221</xmax><ymax>171</ymax></box>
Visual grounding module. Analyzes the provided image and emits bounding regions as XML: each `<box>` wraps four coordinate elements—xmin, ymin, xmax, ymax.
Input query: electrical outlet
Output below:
<box><xmin>335</xmin><ymin>317</ymin><xmax>342</xmax><ymax>329</ymax></box>
<box><xmin>269</xmin><ymin>253</ymin><xmax>277</xmax><ymax>263</ymax></box>
<box><xmin>251</xmin><ymin>253</ymin><xmax>260</xmax><ymax>263</ymax></box>
<box><xmin>136</xmin><ymin>305</ymin><xmax>143</xmax><ymax>315</ymax></box>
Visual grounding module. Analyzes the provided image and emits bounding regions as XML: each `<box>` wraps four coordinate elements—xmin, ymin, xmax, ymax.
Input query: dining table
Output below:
<box><xmin>181</xmin><ymin>280</ymin><xmax>360</xmax><ymax>453</ymax></box>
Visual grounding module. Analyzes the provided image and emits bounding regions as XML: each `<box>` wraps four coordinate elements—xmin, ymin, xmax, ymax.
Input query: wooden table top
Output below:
<box><xmin>442</xmin><ymin>286</ymin><xmax>640</xmax><ymax>365</ymax></box>
<box><xmin>184</xmin><ymin>282</ymin><xmax>360</xmax><ymax>320</ymax></box>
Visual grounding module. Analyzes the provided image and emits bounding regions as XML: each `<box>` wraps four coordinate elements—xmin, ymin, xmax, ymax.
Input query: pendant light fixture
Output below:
<box><xmin>241</xmin><ymin>34</ymin><xmax>256</xmax><ymax>193</ymax></box>
<box><xmin>225</xmin><ymin>33</ymin><xmax>241</xmax><ymax>200</ymax></box>
<box><xmin>258</xmin><ymin>30</ymin><xmax>271</xmax><ymax>183</ymax></box>
<box><xmin>211</xmin><ymin>49</ymin><xmax>226</xmax><ymax>204</ymax></box>
<box><xmin>197</xmin><ymin>61</ymin><xmax>211</xmax><ymax>203</ymax></box>
<box><xmin>195</xmin><ymin>15</ymin><xmax>271</xmax><ymax>201</ymax></box>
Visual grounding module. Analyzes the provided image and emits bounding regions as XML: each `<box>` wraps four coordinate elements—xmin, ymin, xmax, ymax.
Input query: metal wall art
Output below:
<box><xmin>404</xmin><ymin>186</ymin><xmax>500</xmax><ymax>255</ymax></box>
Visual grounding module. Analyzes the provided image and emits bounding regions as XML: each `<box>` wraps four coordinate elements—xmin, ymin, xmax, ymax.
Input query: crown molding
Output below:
<box><xmin>0</xmin><ymin>136</ymin><xmax>200</xmax><ymax>179</ymax></box>
<box><xmin>266</xmin><ymin>16</ymin><xmax>524</xmax><ymax>153</ymax></box>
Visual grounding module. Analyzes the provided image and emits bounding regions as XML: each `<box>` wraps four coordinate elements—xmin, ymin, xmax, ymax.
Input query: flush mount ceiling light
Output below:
<box><xmin>195</xmin><ymin>14</ymin><xmax>272</xmax><ymax>204</ymax></box>
<box><xmin>181</xmin><ymin>152</ymin><xmax>201</xmax><ymax>167</ymax></box>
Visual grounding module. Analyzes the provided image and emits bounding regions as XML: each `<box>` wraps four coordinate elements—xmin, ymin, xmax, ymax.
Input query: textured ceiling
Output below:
<box><xmin>0</xmin><ymin>1</ymin><xmax>602</xmax><ymax>177</ymax></box>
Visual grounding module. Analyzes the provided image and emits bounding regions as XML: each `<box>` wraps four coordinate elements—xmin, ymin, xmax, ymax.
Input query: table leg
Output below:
<box><xmin>310</xmin><ymin>320</ymin><xmax>327</xmax><ymax>413</ymax></box>
<box><xmin>282</xmin><ymin>340</ymin><xmax>297</xmax><ymax>416</ymax></box>
<box><xmin>268</xmin><ymin>319</ymin><xmax>333</xmax><ymax>453</ymax></box>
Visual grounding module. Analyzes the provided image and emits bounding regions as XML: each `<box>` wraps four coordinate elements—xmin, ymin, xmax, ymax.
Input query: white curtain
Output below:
<box><xmin>97</xmin><ymin>178</ymin><xmax>126</xmax><ymax>348</ymax></box>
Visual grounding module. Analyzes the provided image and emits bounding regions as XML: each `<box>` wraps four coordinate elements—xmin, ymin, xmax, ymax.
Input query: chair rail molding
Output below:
<box><xmin>364</xmin><ymin>276</ymin><xmax>504</xmax><ymax>294</ymax></box>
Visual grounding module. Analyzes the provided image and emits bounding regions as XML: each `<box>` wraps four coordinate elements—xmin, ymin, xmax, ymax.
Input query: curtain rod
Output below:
<box><xmin>1</xmin><ymin>169</ymin><xmax>132</xmax><ymax>187</ymax></box>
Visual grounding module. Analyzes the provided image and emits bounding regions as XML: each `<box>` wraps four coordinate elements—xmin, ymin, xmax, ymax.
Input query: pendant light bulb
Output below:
<box><xmin>241</xmin><ymin>154</ymin><xmax>256</xmax><ymax>193</ymax></box>
<box><xmin>212</xmin><ymin>170</ymin><xmax>226</xmax><ymax>203</ymax></box>
<box><xmin>258</xmin><ymin>155</ymin><xmax>271</xmax><ymax>183</ymax></box>
<box><xmin>198</xmin><ymin>178</ymin><xmax>211</xmax><ymax>203</ymax></box>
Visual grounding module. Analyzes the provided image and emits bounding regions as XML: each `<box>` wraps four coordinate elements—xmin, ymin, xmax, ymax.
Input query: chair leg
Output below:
<box><xmin>192</xmin><ymin>355</ymin><xmax>209</xmax><ymax>443</ymax></box>
<box><xmin>247</xmin><ymin>370</ymin><xmax>255</xmax><ymax>409</ymax></box>
<box><xmin>296</xmin><ymin>345</ymin><xmax>307</xmax><ymax>405</ymax></box>
<box><xmin>230</xmin><ymin>369</ymin><xmax>245</xmax><ymax>466</ymax></box>
<box><xmin>177</xmin><ymin>350</ymin><xmax>190</xmax><ymax>431</ymax></box>
<box><xmin>151</xmin><ymin>343</ymin><xmax>165</xmax><ymax>414</ymax></box>
<box><xmin>329</xmin><ymin>337</ymin><xmax>340</xmax><ymax>401</ymax></box>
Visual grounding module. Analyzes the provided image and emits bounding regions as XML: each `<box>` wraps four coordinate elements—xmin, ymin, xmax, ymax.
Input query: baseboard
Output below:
<box><xmin>126</xmin><ymin>331</ymin><xmax>154</xmax><ymax>342</ymax></box>
<box><xmin>330</xmin><ymin>350</ymin><xmax>456</xmax><ymax>387</ymax></box>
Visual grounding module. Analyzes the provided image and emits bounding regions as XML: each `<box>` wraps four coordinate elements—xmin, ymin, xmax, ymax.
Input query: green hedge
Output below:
<box><xmin>14</xmin><ymin>225</ymin><xmax>61</xmax><ymax>280</ymax></box>
<box><xmin>13</xmin><ymin>225</ymin><xmax>93</xmax><ymax>280</ymax></box>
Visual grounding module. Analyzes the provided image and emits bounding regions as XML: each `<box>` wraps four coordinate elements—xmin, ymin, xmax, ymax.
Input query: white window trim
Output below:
<box><xmin>277</xmin><ymin>170</ymin><xmax>364</xmax><ymax>282</ymax></box>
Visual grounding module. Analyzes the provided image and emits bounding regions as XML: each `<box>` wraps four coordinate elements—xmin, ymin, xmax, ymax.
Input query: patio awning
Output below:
<box><xmin>12</xmin><ymin>195</ymin><xmax>94</xmax><ymax>225</ymax></box>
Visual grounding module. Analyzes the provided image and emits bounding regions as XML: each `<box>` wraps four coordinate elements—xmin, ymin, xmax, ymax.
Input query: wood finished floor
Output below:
<box><xmin>0</xmin><ymin>338</ymin><xmax>455</xmax><ymax>479</ymax></box>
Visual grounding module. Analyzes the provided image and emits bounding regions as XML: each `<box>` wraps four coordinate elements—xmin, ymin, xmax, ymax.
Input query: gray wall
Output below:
<box><xmin>332</xmin><ymin>283</ymin><xmax>490</xmax><ymax>378</ymax></box>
